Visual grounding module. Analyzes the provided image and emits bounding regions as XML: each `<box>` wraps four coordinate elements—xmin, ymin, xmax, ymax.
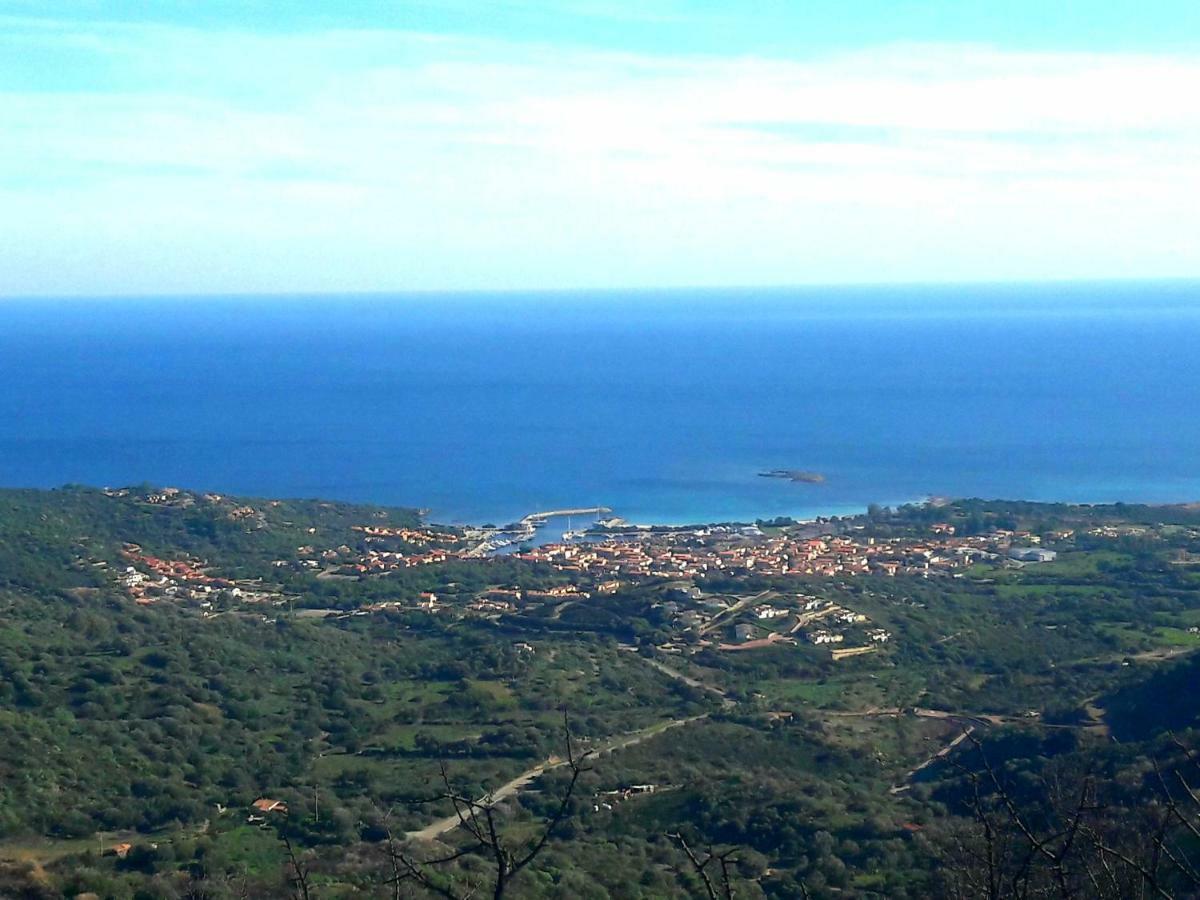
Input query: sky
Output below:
<box><xmin>1</xmin><ymin>1</ymin><xmax>1198</xmax><ymax>295</ymax></box>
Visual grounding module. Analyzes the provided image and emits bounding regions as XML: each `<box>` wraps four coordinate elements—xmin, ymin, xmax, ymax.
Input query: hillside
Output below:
<box><xmin>0</xmin><ymin>487</ymin><xmax>1199</xmax><ymax>897</ymax></box>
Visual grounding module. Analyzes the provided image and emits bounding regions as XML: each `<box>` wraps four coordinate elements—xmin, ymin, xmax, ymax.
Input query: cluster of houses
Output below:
<box><xmin>337</xmin><ymin>547</ymin><xmax>453</xmax><ymax>574</ymax></box>
<box><xmin>649</xmin><ymin>586</ymin><xmax>894</xmax><ymax>660</ymax></box>
<box><xmin>121</xmin><ymin>545</ymin><xmax>221</xmax><ymax>585</ymax></box>
<box><xmin>286</xmin><ymin>524</ymin><xmax>470</xmax><ymax>575</ymax></box>
<box><xmin>790</xmin><ymin>599</ymin><xmax>890</xmax><ymax>656</ymax></box>
<box><xmin>514</xmin><ymin>527</ymin><xmax>1025</xmax><ymax>582</ymax></box>
<box><xmin>277</xmin><ymin>541</ymin><xmax>457</xmax><ymax>575</ymax></box>
<box><xmin>1087</xmin><ymin>524</ymin><xmax>1151</xmax><ymax>539</ymax></box>
<box><xmin>807</xmin><ymin>630</ymin><xmax>845</xmax><ymax>645</ymax></box>
<box><xmin>140</xmin><ymin>486</ymin><xmax>194</xmax><ymax>507</ymax></box>
<box><xmin>116</xmin><ymin>545</ymin><xmax>279</xmax><ymax>607</ymax></box>
<box><xmin>116</xmin><ymin>545</ymin><xmax>232</xmax><ymax>606</ymax></box>
<box><xmin>711</xmin><ymin>592</ymin><xmax>894</xmax><ymax>658</ymax></box>
<box><xmin>287</xmin><ymin>514</ymin><xmax>1078</xmax><ymax>602</ymax></box>
<box><xmin>352</xmin><ymin>524</ymin><xmax>460</xmax><ymax>544</ymax></box>
<box><xmin>468</xmin><ymin>584</ymin><xmax>592</xmax><ymax>614</ymax></box>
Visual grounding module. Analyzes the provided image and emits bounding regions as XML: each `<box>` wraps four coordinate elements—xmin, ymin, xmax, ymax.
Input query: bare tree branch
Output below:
<box><xmin>386</xmin><ymin>715</ymin><xmax>593</xmax><ymax>899</ymax></box>
<box><xmin>668</xmin><ymin>832</ymin><xmax>720</xmax><ymax>900</ymax></box>
<box><xmin>940</xmin><ymin>730</ymin><xmax>1200</xmax><ymax>900</ymax></box>
<box><xmin>281</xmin><ymin>830</ymin><xmax>311</xmax><ymax>900</ymax></box>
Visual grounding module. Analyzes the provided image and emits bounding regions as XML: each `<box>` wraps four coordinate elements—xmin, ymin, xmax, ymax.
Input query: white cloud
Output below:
<box><xmin>0</xmin><ymin>18</ymin><xmax>1197</xmax><ymax>293</ymax></box>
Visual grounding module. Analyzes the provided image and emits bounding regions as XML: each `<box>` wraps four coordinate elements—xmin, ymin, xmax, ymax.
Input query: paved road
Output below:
<box><xmin>406</xmin><ymin>715</ymin><xmax>707</xmax><ymax>842</ymax></box>
<box><xmin>698</xmin><ymin>589</ymin><xmax>773</xmax><ymax>636</ymax></box>
<box><xmin>787</xmin><ymin>605</ymin><xmax>838</xmax><ymax>634</ymax></box>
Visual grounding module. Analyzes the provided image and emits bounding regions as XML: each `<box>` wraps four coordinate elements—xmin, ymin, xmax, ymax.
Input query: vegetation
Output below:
<box><xmin>1</xmin><ymin>487</ymin><xmax>1200</xmax><ymax>897</ymax></box>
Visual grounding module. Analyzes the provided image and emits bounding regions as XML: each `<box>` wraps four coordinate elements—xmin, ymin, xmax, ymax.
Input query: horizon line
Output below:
<box><xmin>2</xmin><ymin>275</ymin><xmax>1198</xmax><ymax>303</ymax></box>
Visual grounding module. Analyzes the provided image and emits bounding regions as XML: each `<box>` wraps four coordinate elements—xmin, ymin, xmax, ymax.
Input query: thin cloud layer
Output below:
<box><xmin>1</xmin><ymin>16</ymin><xmax>1197</xmax><ymax>294</ymax></box>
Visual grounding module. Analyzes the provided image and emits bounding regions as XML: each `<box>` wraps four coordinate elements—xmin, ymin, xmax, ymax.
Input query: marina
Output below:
<box><xmin>463</xmin><ymin>506</ymin><xmax>613</xmax><ymax>556</ymax></box>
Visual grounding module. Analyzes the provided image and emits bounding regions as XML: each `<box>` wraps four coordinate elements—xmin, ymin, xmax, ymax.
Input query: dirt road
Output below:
<box><xmin>406</xmin><ymin>715</ymin><xmax>707</xmax><ymax>842</ymax></box>
<box><xmin>623</xmin><ymin>648</ymin><xmax>738</xmax><ymax>708</ymax></box>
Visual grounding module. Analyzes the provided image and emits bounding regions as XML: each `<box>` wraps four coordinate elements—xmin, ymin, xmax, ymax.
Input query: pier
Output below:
<box><xmin>463</xmin><ymin>506</ymin><xmax>613</xmax><ymax>557</ymax></box>
<box><xmin>519</xmin><ymin>506</ymin><xmax>612</xmax><ymax>527</ymax></box>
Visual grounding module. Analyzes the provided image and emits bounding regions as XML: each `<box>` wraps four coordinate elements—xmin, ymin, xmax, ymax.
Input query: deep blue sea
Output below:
<box><xmin>2</xmin><ymin>282</ymin><xmax>1199</xmax><ymax>525</ymax></box>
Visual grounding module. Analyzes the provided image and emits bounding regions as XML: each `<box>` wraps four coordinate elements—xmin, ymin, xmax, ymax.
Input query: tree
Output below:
<box><xmin>668</xmin><ymin>832</ymin><xmax>740</xmax><ymax>900</ymax></box>
<box><xmin>937</xmin><ymin>731</ymin><xmax>1200</xmax><ymax>899</ymax></box>
<box><xmin>382</xmin><ymin>716</ymin><xmax>593</xmax><ymax>899</ymax></box>
<box><xmin>281</xmin><ymin>831</ymin><xmax>311</xmax><ymax>900</ymax></box>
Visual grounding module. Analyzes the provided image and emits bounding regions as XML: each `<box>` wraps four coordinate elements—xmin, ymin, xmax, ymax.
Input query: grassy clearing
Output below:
<box><xmin>374</xmin><ymin>722</ymin><xmax>483</xmax><ymax>750</ymax></box>
<box><xmin>206</xmin><ymin>824</ymin><xmax>285</xmax><ymax>876</ymax></box>
<box><xmin>1037</xmin><ymin>551</ymin><xmax>1130</xmax><ymax>577</ymax></box>
<box><xmin>0</xmin><ymin>835</ymin><xmax>111</xmax><ymax>865</ymax></box>
<box><xmin>761</xmin><ymin>679</ymin><xmax>846</xmax><ymax>706</ymax></box>
<box><xmin>466</xmin><ymin>679</ymin><xmax>515</xmax><ymax>703</ymax></box>
<box><xmin>1153</xmin><ymin>627</ymin><xmax>1200</xmax><ymax>647</ymax></box>
<box><xmin>1095</xmin><ymin>623</ymin><xmax>1158</xmax><ymax>651</ymax></box>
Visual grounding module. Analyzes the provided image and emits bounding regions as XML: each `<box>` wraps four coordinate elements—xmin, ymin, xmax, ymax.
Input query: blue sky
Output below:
<box><xmin>2</xmin><ymin>1</ymin><xmax>1198</xmax><ymax>294</ymax></box>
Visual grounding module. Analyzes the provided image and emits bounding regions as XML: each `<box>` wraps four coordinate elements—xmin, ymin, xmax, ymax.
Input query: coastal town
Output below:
<box><xmin>512</xmin><ymin>524</ymin><xmax>1042</xmax><ymax>579</ymax></box>
<box><xmin>9</xmin><ymin>482</ymin><xmax>1200</xmax><ymax>900</ymax></box>
<box><xmin>101</xmin><ymin>487</ymin><xmax>1093</xmax><ymax>661</ymax></box>
<box><xmin>288</xmin><ymin>513</ymin><xmax>1063</xmax><ymax>584</ymax></box>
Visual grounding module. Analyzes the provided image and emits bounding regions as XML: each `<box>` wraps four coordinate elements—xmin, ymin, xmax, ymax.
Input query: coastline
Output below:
<box><xmin>475</xmin><ymin>498</ymin><xmax>925</xmax><ymax>535</ymax></box>
<box><xmin>483</xmin><ymin>494</ymin><xmax>996</xmax><ymax>548</ymax></box>
<box><xmin>8</xmin><ymin>479</ymin><xmax>1200</xmax><ymax>531</ymax></box>
<box><xmin>455</xmin><ymin>488</ymin><xmax>1200</xmax><ymax>540</ymax></box>
<box><xmin>6</xmin><ymin>285</ymin><xmax>1200</xmax><ymax>538</ymax></box>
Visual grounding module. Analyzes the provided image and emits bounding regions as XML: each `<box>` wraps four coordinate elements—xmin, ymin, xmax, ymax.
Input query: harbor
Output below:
<box><xmin>463</xmin><ymin>506</ymin><xmax>613</xmax><ymax>556</ymax></box>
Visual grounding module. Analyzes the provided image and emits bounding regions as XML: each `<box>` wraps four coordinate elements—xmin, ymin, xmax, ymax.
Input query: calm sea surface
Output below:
<box><xmin>2</xmin><ymin>283</ymin><xmax>1199</xmax><ymax>525</ymax></box>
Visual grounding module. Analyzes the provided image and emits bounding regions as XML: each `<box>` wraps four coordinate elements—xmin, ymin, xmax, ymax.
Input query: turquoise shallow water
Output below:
<box><xmin>2</xmin><ymin>282</ymin><xmax>1199</xmax><ymax>524</ymax></box>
